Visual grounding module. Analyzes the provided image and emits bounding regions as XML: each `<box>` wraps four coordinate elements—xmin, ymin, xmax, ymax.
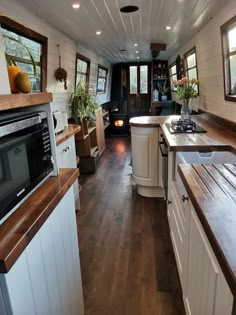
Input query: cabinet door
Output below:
<box><xmin>169</xmin><ymin>182</ymin><xmax>190</xmax><ymax>294</ymax></box>
<box><xmin>131</xmin><ymin>126</ymin><xmax>159</xmax><ymax>186</ymax></box>
<box><xmin>185</xmin><ymin>208</ymin><xmax>233</xmax><ymax>315</ymax></box>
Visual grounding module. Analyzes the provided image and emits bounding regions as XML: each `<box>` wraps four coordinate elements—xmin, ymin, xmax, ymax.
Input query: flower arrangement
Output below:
<box><xmin>173</xmin><ymin>77</ymin><xmax>199</xmax><ymax>101</ymax></box>
<box><xmin>172</xmin><ymin>77</ymin><xmax>199</xmax><ymax>120</ymax></box>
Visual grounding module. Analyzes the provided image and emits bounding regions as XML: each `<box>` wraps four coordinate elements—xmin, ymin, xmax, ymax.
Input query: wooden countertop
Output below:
<box><xmin>56</xmin><ymin>124</ymin><xmax>81</xmax><ymax>146</ymax></box>
<box><xmin>178</xmin><ymin>163</ymin><xmax>236</xmax><ymax>297</ymax></box>
<box><xmin>0</xmin><ymin>168</ymin><xmax>79</xmax><ymax>273</ymax></box>
<box><xmin>129</xmin><ymin>115</ymin><xmax>163</xmax><ymax>127</ymax></box>
<box><xmin>129</xmin><ymin>115</ymin><xmax>236</xmax><ymax>152</ymax></box>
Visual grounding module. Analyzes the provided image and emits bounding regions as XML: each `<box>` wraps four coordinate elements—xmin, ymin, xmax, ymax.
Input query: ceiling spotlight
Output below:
<box><xmin>137</xmin><ymin>56</ymin><xmax>140</xmax><ymax>59</ymax></box>
<box><xmin>134</xmin><ymin>43</ymin><xmax>138</xmax><ymax>46</ymax></box>
<box><xmin>166</xmin><ymin>26</ymin><xmax>171</xmax><ymax>30</ymax></box>
<box><xmin>72</xmin><ymin>3</ymin><xmax>80</xmax><ymax>9</ymax></box>
<box><xmin>96</xmin><ymin>31</ymin><xmax>102</xmax><ymax>35</ymax></box>
<box><xmin>136</xmin><ymin>50</ymin><xmax>139</xmax><ymax>53</ymax></box>
<box><xmin>120</xmin><ymin>5</ymin><xmax>139</xmax><ymax>13</ymax></box>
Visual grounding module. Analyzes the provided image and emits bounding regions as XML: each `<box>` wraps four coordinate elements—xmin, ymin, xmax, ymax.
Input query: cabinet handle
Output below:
<box><xmin>182</xmin><ymin>195</ymin><xmax>189</xmax><ymax>202</ymax></box>
<box><xmin>63</xmin><ymin>146</ymin><xmax>70</xmax><ymax>152</ymax></box>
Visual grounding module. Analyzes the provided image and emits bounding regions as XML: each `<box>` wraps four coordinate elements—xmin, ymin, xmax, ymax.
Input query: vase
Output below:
<box><xmin>181</xmin><ymin>99</ymin><xmax>191</xmax><ymax>120</ymax></box>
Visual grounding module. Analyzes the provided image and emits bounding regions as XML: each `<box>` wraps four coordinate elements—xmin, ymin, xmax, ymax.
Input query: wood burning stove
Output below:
<box><xmin>110</xmin><ymin>113</ymin><xmax>129</xmax><ymax>136</ymax></box>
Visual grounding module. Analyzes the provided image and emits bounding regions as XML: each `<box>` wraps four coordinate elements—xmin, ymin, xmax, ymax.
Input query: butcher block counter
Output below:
<box><xmin>129</xmin><ymin>115</ymin><xmax>236</xmax><ymax>152</ymax></box>
<box><xmin>179</xmin><ymin>163</ymin><xmax>236</xmax><ymax>298</ymax></box>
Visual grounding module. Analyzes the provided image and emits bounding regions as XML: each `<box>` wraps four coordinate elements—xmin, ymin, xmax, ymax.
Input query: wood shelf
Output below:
<box><xmin>90</xmin><ymin>146</ymin><xmax>98</xmax><ymax>155</ymax></box>
<box><xmin>102</xmin><ymin>111</ymin><xmax>109</xmax><ymax>117</ymax></box>
<box><xmin>0</xmin><ymin>92</ymin><xmax>53</xmax><ymax>111</ymax></box>
<box><xmin>88</xmin><ymin>126</ymin><xmax>96</xmax><ymax>134</ymax></box>
<box><xmin>104</xmin><ymin>122</ymin><xmax>110</xmax><ymax>130</ymax></box>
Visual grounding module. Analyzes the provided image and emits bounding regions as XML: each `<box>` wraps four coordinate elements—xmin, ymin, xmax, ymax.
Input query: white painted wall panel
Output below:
<box><xmin>169</xmin><ymin>0</ymin><xmax>236</xmax><ymax>122</ymax></box>
<box><xmin>0</xmin><ymin>252</ymin><xmax>36</xmax><ymax>315</ymax></box>
<box><xmin>25</xmin><ymin>234</ymin><xmax>51</xmax><ymax>315</ymax></box>
<box><xmin>0</xmin><ymin>0</ymin><xmax>112</xmax><ymax>113</ymax></box>
<box><xmin>39</xmin><ymin>214</ymin><xmax>63</xmax><ymax>315</ymax></box>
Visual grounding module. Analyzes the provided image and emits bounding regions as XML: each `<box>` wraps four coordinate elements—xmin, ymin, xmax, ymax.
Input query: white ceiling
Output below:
<box><xmin>16</xmin><ymin>0</ymin><xmax>231</xmax><ymax>64</ymax></box>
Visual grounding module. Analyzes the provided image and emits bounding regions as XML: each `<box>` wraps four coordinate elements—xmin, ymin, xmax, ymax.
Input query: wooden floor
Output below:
<box><xmin>77</xmin><ymin>137</ymin><xmax>185</xmax><ymax>315</ymax></box>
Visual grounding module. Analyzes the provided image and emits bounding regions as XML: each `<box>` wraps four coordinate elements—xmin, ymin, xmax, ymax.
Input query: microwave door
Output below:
<box><xmin>0</xmin><ymin>143</ymin><xmax>30</xmax><ymax>206</ymax></box>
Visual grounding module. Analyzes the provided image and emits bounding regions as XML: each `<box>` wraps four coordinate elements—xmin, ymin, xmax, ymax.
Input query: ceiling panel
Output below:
<box><xmin>15</xmin><ymin>0</ymin><xmax>232</xmax><ymax>63</ymax></box>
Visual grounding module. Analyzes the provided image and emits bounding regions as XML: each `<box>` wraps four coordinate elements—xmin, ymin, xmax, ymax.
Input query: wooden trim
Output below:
<box><xmin>221</xmin><ymin>15</ymin><xmax>236</xmax><ymax>102</ymax></box>
<box><xmin>0</xmin><ymin>168</ymin><xmax>79</xmax><ymax>273</ymax></box>
<box><xmin>0</xmin><ymin>92</ymin><xmax>53</xmax><ymax>111</ymax></box>
<box><xmin>183</xmin><ymin>46</ymin><xmax>199</xmax><ymax>95</ymax></box>
<box><xmin>96</xmin><ymin>64</ymin><xmax>108</xmax><ymax>94</ymax></box>
<box><xmin>75</xmin><ymin>53</ymin><xmax>91</xmax><ymax>89</ymax></box>
<box><xmin>0</xmin><ymin>16</ymin><xmax>48</xmax><ymax>92</ymax></box>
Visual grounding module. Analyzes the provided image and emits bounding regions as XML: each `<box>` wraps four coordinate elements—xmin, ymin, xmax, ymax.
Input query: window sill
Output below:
<box><xmin>225</xmin><ymin>95</ymin><xmax>236</xmax><ymax>102</ymax></box>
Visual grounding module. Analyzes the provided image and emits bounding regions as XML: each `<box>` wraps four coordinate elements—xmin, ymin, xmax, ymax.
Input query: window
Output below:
<box><xmin>75</xmin><ymin>53</ymin><xmax>90</xmax><ymax>87</ymax></box>
<box><xmin>184</xmin><ymin>47</ymin><xmax>199</xmax><ymax>94</ymax></box>
<box><xmin>170</xmin><ymin>62</ymin><xmax>177</xmax><ymax>91</ymax></box>
<box><xmin>0</xmin><ymin>16</ymin><xmax>47</xmax><ymax>92</ymax></box>
<box><xmin>221</xmin><ymin>16</ymin><xmax>236</xmax><ymax>101</ymax></box>
<box><xmin>97</xmin><ymin>65</ymin><xmax>108</xmax><ymax>94</ymax></box>
<box><xmin>129</xmin><ymin>64</ymin><xmax>148</xmax><ymax>94</ymax></box>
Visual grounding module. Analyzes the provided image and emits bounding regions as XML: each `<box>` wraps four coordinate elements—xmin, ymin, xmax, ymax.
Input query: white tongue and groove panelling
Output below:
<box><xmin>13</xmin><ymin>0</ymin><xmax>233</xmax><ymax>63</ymax></box>
<box><xmin>0</xmin><ymin>0</ymin><xmax>77</xmax><ymax>102</ymax></box>
<box><xmin>169</xmin><ymin>0</ymin><xmax>236</xmax><ymax>123</ymax></box>
<box><xmin>77</xmin><ymin>44</ymin><xmax>112</xmax><ymax>105</ymax></box>
<box><xmin>0</xmin><ymin>0</ymin><xmax>112</xmax><ymax>110</ymax></box>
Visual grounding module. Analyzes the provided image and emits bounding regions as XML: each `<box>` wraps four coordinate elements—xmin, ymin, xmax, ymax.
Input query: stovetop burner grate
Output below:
<box><xmin>166</xmin><ymin>118</ymin><xmax>207</xmax><ymax>134</ymax></box>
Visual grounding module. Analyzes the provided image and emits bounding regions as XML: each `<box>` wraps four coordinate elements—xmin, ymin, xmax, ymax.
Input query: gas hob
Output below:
<box><xmin>166</xmin><ymin>119</ymin><xmax>207</xmax><ymax>134</ymax></box>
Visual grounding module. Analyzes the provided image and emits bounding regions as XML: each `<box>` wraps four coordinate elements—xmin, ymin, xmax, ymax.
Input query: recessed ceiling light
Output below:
<box><xmin>120</xmin><ymin>5</ymin><xmax>139</xmax><ymax>13</ymax></box>
<box><xmin>137</xmin><ymin>56</ymin><xmax>140</xmax><ymax>59</ymax></box>
<box><xmin>136</xmin><ymin>51</ymin><xmax>139</xmax><ymax>53</ymax></box>
<box><xmin>134</xmin><ymin>43</ymin><xmax>138</xmax><ymax>46</ymax></box>
<box><xmin>96</xmin><ymin>31</ymin><xmax>102</xmax><ymax>35</ymax></box>
<box><xmin>72</xmin><ymin>3</ymin><xmax>80</xmax><ymax>9</ymax></box>
<box><xmin>166</xmin><ymin>26</ymin><xmax>171</xmax><ymax>30</ymax></box>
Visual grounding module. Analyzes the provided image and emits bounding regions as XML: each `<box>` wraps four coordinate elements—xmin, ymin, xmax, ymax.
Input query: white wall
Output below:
<box><xmin>77</xmin><ymin>44</ymin><xmax>112</xmax><ymax>106</ymax></box>
<box><xmin>169</xmin><ymin>0</ymin><xmax>236</xmax><ymax>122</ymax></box>
<box><xmin>0</xmin><ymin>0</ymin><xmax>112</xmax><ymax>113</ymax></box>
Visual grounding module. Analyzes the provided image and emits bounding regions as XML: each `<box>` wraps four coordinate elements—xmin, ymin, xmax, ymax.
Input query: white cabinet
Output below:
<box><xmin>131</xmin><ymin>126</ymin><xmax>164</xmax><ymax>197</ymax></box>
<box><xmin>185</xmin><ymin>207</ymin><xmax>233</xmax><ymax>315</ymax></box>
<box><xmin>168</xmin><ymin>181</ymin><xmax>190</xmax><ymax>296</ymax></box>
<box><xmin>56</xmin><ymin>136</ymin><xmax>80</xmax><ymax>210</ymax></box>
<box><xmin>0</xmin><ymin>187</ymin><xmax>84</xmax><ymax>315</ymax></box>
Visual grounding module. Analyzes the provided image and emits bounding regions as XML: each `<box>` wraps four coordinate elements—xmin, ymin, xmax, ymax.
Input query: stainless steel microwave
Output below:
<box><xmin>0</xmin><ymin>111</ymin><xmax>54</xmax><ymax>223</ymax></box>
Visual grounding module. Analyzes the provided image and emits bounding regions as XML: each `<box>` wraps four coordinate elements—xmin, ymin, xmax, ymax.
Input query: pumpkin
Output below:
<box><xmin>7</xmin><ymin>65</ymin><xmax>22</xmax><ymax>93</ymax></box>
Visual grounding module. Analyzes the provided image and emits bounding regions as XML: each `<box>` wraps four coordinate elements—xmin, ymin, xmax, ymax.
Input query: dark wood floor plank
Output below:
<box><xmin>77</xmin><ymin>137</ymin><xmax>185</xmax><ymax>315</ymax></box>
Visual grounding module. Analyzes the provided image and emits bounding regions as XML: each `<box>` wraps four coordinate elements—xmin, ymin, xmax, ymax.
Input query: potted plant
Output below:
<box><xmin>70</xmin><ymin>81</ymin><xmax>99</xmax><ymax>137</ymax></box>
<box><xmin>158</xmin><ymin>81</ymin><xmax>169</xmax><ymax>101</ymax></box>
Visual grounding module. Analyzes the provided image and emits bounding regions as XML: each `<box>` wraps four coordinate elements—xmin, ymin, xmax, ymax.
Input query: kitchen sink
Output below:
<box><xmin>175</xmin><ymin>151</ymin><xmax>236</xmax><ymax>196</ymax></box>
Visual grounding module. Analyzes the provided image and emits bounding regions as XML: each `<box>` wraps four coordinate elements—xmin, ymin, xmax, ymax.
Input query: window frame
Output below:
<box><xmin>128</xmin><ymin>62</ymin><xmax>150</xmax><ymax>95</ymax></box>
<box><xmin>184</xmin><ymin>47</ymin><xmax>199</xmax><ymax>95</ymax></box>
<box><xmin>0</xmin><ymin>16</ymin><xmax>48</xmax><ymax>92</ymax></box>
<box><xmin>169</xmin><ymin>62</ymin><xmax>177</xmax><ymax>92</ymax></box>
<box><xmin>75</xmin><ymin>53</ymin><xmax>90</xmax><ymax>89</ymax></box>
<box><xmin>221</xmin><ymin>15</ymin><xmax>236</xmax><ymax>102</ymax></box>
<box><xmin>96</xmin><ymin>64</ymin><xmax>108</xmax><ymax>94</ymax></box>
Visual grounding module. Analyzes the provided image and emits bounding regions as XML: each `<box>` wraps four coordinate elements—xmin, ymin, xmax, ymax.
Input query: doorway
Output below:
<box><xmin>128</xmin><ymin>63</ymin><xmax>151</xmax><ymax>114</ymax></box>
